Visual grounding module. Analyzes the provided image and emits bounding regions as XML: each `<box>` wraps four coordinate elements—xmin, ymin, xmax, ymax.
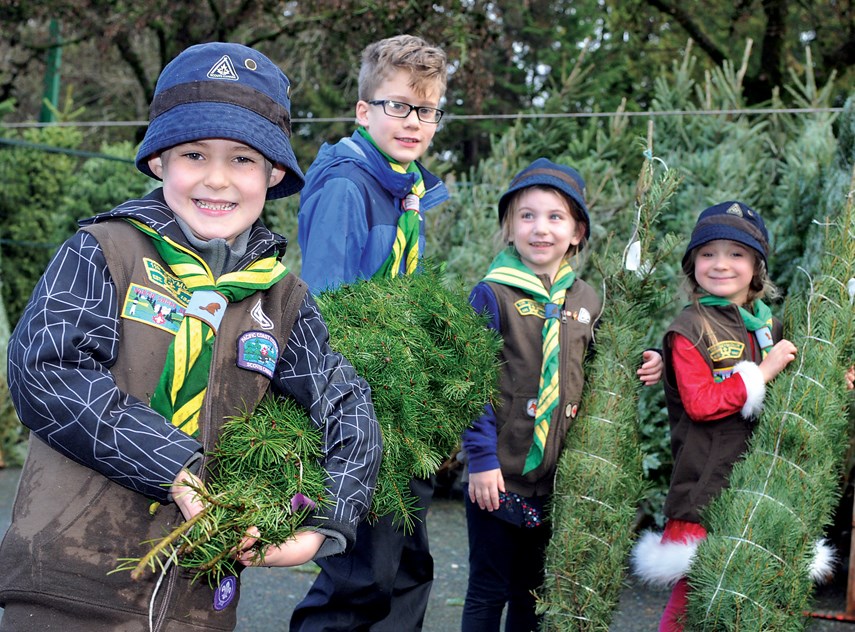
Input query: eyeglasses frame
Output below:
<box><xmin>367</xmin><ymin>99</ymin><xmax>444</xmax><ymax>124</ymax></box>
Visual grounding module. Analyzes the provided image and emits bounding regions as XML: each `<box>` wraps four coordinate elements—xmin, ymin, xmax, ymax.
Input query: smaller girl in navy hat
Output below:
<box><xmin>630</xmin><ymin>201</ymin><xmax>808</xmax><ymax>631</ymax></box>
<box><xmin>459</xmin><ymin>158</ymin><xmax>663</xmax><ymax>631</ymax></box>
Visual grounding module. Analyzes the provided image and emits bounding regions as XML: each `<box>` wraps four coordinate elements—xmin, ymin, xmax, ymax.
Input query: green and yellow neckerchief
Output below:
<box><xmin>483</xmin><ymin>247</ymin><xmax>576</xmax><ymax>474</ymax></box>
<box><xmin>127</xmin><ymin>219</ymin><xmax>287</xmax><ymax>438</ymax></box>
<box><xmin>357</xmin><ymin>127</ymin><xmax>426</xmax><ymax>279</ymax></box>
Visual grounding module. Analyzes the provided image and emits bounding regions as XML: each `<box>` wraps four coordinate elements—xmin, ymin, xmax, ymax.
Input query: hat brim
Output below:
<box><xmin>135</xmin><ymin>102</ymin><xmax>304</xmax><ymax>200</ymax></box>
<box><xmin>497</xmin><ymin>174</ymin><xmax>590</xmax><ymax>239</ymax></box>
<box><xmin>682</xmin><ymin>224</ymin><xmax>768</xmax><ymax>266</ymax></box>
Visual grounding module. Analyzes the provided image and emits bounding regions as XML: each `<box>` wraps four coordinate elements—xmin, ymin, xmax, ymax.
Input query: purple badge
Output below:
<box><xmin>213</xmin><ymin>574</ymin><xmax>237</xmax><ymax>611</ymax></box>
<box><xmin>236</xmin><ymin>331</ymin><xmax>280</xmax><ymax>379</ymax></box>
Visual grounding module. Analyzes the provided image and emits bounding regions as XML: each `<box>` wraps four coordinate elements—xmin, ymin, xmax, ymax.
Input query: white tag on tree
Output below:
<box><xmin>624</xmin><ymin>240</ymin><xmax>641</xmax><ymax>271</ymax></box>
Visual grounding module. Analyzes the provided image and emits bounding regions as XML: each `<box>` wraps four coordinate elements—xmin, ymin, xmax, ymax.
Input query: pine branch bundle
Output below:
<box><xmin>119</xmin><ymin>263</ymin><xmax>501</xmax><ymax>579</ymax></box>
<box><xmin>537</xmin><ymin>153</ymin><xmax>682</xmax><ymax>631</ymax></box>
<box><xmin>116</xmin><ymin>396</ymin><xmax>329</xmax><ymax>583</ymax></box>
<box><xmin>685</xmin><ymin>164</ymin><xmax>855</xmax><ymax>630</ymax></box>
<box><xmin>316</xmin><ymin>261</ymin><xmax>503</xmax><ymax>530</ymax></box>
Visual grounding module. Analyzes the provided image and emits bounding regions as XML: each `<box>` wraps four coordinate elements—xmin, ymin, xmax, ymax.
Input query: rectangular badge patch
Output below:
<box><xmin>122</xmin><ymin>283</ymin><xmax>186</xmax><ymax>334</ymax></box>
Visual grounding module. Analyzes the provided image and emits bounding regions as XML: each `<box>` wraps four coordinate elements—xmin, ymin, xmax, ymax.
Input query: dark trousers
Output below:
<box><xmin>461</xmin><ymin>495</ymin><xmax>550</xmax><ymax>632</ymax></box>
<box><xmin>289</xmin><ymin>477</ymin><xmax>435</xmax><ymax>632</ymax></box>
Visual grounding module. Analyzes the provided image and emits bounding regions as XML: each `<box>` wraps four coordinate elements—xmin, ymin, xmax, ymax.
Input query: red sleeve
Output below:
<box><xmin>671</xmin><ymin>333</ymin><xmax>747</xmax><ymax>422</ymax></box>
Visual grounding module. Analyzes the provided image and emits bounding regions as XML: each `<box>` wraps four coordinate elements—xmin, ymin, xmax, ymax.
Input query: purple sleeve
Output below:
<box><xmin>461</xmin><ymin>282</ymin><xmax>502</xmax><ymax>473</ymax></box>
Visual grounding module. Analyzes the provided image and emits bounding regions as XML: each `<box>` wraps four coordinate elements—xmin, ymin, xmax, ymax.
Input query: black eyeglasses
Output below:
<box><xmin>368</xmin><ymin>99</ymin><xmax>444</xmax><ymax>124</ymax></box>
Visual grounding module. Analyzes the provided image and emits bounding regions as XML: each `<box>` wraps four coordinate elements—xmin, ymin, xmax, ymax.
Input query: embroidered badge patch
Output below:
<box><xmin>185</xmin><ymin>290</ymin><xmax>228</xmax><ymax>333</ymax></box>
<box><xmin>526</xmin><ymin>398</ymin><xmax>538</xmax><ymax>417</ymax></box>
<box><xmin>122</xmin><ymin>284</ymin><xmax>185</xmax><ymax>334</ymax></box>
<box><xmin>237</xmin><ymin>331</ymin><xmax>280</xmax><ymax>379</ymax></box>
<box><xmin>709</xmin><ymin>340</ymin><xmax>745</xmax><ymax>362</ymax></box>
<box><xmin>144</xmin><ymin>258</ymin><xmax>192</xmax><ymax>304</ymax></box>
<box><xmin>515</xmin><ymin>299</ymin><xmax>545</xmax><ymax>318</ymax></box>
<box><xmin>213</xmin><ymin>575</ymin><xmax>237</xmax><ymax>611</ymax></box>
<box><xmin>713</xmin><ymin>367</ymin><xmax>734</xmax><ymax>383</ymax></box>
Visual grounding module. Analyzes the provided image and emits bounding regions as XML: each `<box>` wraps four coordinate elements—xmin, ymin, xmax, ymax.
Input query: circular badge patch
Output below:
<box><xmin>213</xmin><ymin>575</ymin><xmax>237</xmax><ymax>611</ymax></box>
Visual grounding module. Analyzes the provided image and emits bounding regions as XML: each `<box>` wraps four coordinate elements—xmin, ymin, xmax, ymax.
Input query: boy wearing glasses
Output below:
<box><xmin>291</xmin><ymin>34</ymin><xmax>448</xmax><ymax>631</ymax></box>
<box><xmin>296</xmin><ymin>33</ymin><xmax>448</xmax><ymax>293</ymax></box>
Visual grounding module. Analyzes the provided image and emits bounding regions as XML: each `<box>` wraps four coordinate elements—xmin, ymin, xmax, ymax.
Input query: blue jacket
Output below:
<box><xmin>297</xmin><ymin>131</ymin><xmax>449</xmax><ymax>293</ymax></box>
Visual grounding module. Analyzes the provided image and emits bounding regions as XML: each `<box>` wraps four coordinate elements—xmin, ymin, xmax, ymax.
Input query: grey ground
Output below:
<box><xmin>1</xmin><ymin>466</ymin><xmax>853</xmax><ymax>631</ymax></box>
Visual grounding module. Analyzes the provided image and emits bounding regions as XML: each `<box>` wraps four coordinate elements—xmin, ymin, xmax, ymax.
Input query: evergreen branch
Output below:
<box><xmin>117</xmin><ymin>396</ymin><xmax>329</xmax><ymax>583</ymax></box>
<box><xmin>316</xmin><ymin>261</ymin><xmax>503</xmax><ymax>529</ymax></box>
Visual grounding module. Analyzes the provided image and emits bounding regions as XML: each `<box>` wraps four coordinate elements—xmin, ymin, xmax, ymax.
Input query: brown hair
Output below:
<box><xmin>499</xmin><ymin>185</ymin><xmax>589</xmax><ymax>259</ymax></box>
<box><xmin>358</xmin><ymin>35</ymin><xmax>448</xmax><ymax>101</ymax></box>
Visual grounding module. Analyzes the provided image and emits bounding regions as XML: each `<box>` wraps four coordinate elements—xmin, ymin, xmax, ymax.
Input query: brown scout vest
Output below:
<box><xmin>486</xmin><ymin>278</ymin><xmax>601</xmax><ymax>497</ymax></box>
<box><xmin>662</xmin><ymin>302</ymin><xmax>783</xmax><ymax>524</ymax></box>
<box><xmin>0</xmin><ymin>220</ymin><xmax>306</xmax><ymax>631</ymax></box>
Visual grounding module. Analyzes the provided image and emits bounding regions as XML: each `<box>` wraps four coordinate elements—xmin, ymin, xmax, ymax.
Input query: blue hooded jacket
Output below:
<box><xmin>297</xmin><ymin>131</ymin><xmax>449</xmax><ymax>293</ymax></box>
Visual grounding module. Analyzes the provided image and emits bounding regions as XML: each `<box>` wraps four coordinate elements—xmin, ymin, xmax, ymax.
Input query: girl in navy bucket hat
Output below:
<box><xmin>629</xmin><ymin>201</ymin><xmax>823</xmax><ymax>631</ymax></box>
<box><xmin>0</xmin><ymin>42</ymin><xmax>381</xmax><ymax>632</ymax></box>
<box><xmin>460</xmin><ymin>158</ymin><xmax>662</xmax><ymax>630</ymax></box>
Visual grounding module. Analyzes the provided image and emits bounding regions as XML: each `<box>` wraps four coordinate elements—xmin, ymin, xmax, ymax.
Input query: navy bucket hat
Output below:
<box><xmin>135</xmin><ymin>42</ymin><xmax>304</xmax><ymax>200</ymax></box>
<box><xmin>497</xmin><ymin>158</ymin><xmax>590</xmax><ymax>239</ymax></box>
<box><xmin>682</xmin><ymin>201</ymin><xmax>770</xmax><ymax>267</ymax></box>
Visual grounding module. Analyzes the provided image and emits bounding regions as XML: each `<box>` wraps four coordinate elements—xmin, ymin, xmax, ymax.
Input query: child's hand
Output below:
<box><xmin>235</xmin><ymin>530</ymin><xmax>325</xmax><ymax>567</ymax></box>
<box><xmin>468</xmin><ymin>468</ymin><xmax>505</xmax><ymax>511</ymax></box>
<box><xmin>846</xmin><ymin>365</ymin><xmax>854</xmax><ymax>391</ymax></box>
<box><xmin>758</xmin><ymin>339</ymin><xmax>798</xmax><ymax>383</ymax></box>
<box><xmin>170</xmin><ymin>469</ymin><xmax>206</xmax><ymax>523</ymax></box>
<box><xmin>637</xmin><ymin>349</ymin><xmax>663</xmax><ymax>386</ymax></box>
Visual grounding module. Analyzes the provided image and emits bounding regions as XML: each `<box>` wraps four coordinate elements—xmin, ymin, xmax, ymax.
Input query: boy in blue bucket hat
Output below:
<box><xmin>0</xmin><ymin>42</ymin><xmax>381</xmax><ymax>632</ymax></box>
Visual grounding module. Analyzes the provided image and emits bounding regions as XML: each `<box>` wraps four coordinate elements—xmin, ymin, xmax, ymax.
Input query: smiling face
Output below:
<box><xmin>692</xmin><ymin>239</ymin><xmax>757</xmax><ymax>305</ymax></box>
<box><xmin>508</xmin><ymin>187</ymin><xmax>585</xmax><ymax>280</ymax></box>
<box><xmin>147</xmin><ymin>139</ymin><xmax>285</xmax><ymax>244</ymax></box>
<box><xmin>355</xmin><ymin>69</ymin><xmax>441</xmax><ymax>168</ymax></box>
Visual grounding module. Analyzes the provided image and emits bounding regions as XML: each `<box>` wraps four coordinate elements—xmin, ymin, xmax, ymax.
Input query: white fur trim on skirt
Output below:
<box><xmin>629</xmin><ymin>531</ymin><xmax>837</xmax><ymax>587</ymax></box>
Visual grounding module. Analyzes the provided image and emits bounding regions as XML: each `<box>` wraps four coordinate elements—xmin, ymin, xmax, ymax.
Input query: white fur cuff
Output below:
<box><xmin>630</xmin><ymin>530</ymin><xmax>699</xmax><ymax>587</ymax></box>
<box><xmin>629</xmin><ymin>532</ymin><xmax>836</xmax><ymax>587</ymax></box>
<box><xmin>810</xmin><ymin>539</ymin><xmax>837</xmax><ymax>583</ymax></box>
<box><xmin>733</xmin><ymin>360</ymin><xmax>765</xmax><ymax>418</ymax></box>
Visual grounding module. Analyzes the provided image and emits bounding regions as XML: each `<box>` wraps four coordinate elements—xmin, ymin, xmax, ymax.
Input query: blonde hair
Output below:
<box><xmin>682</xmin><ymin>245</ymin><xmax>780</xmax><ymax>305</ymax></box>
<box><xmin>499</xmin><ymin>185</ymin><xmax>589</xmax><ymax>259</ymax></box>
<box><xmin>358</xmin><ymin>35</ymin><xmax>448</xmax><ymax>101</ymax></box>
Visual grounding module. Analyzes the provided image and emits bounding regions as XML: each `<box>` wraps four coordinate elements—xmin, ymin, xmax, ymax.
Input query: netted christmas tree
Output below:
<box><xmin>684</xmin><ymin>103</ymin><xmax>855</xmax><ymax>630</ymax></box>
<box><xmin>537</xmin><ymin>138</ymin><xmax>682</xmax><ymax>630</ymax></box>
<box><xmin>316</xmin><ymin>261</ymin><xmax>502</xmax><ymax>529</ymax></box>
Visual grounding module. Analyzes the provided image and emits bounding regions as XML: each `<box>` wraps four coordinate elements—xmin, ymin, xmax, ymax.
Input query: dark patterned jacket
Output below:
<box><xmin>0</xmin><ymin>191</ymin><xmax>381</xmax><ymax>631</ymax></box>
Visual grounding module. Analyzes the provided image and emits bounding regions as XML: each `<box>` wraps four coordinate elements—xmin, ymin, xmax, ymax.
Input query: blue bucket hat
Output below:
<box><xmin>497</xmin><ymin>158</ymin><xmax>590</xmax><ymax>239</ymax></box>
<box><xmin>135</xmin><ymin>42</ymin><xmax>304</xmax><ymax>200</ymax></box>
<box><xmin>682</xmin><ymin>201</ymin><xmax>770</xmax><ymax>267</ymax></box>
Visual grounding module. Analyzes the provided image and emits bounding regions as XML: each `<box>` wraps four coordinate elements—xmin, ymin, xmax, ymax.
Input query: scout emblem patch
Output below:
<box><xmin>237</xmin><ymin>331</ymin><xmax>280</xmax><ymax>379</ymax></box>
<box><xmin>213</xmin><ymin>575</ymin><xmax>237</xmax><ymax>610</ymax></box>
<box><xmin>250</xmin><ymin>298</ymin><xmax>275</xmax><ymax>330</ymax></box>
<box><xmin>709</xmin><ymin>340</ymin><xmax>745</xmax><ymax>362</ymax></box>
<box><xmin>208</xmin><ymin>55</ymin><xmax>239</xmax><ymax>81</ymax></box>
